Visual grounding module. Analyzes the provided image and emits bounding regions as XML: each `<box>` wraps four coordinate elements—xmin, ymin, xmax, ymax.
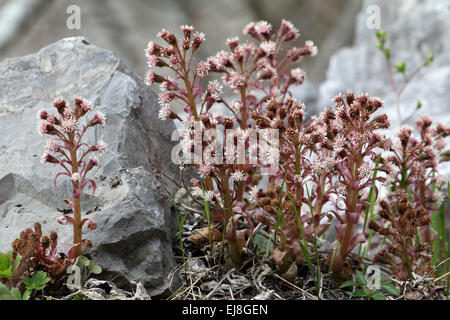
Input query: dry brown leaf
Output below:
<box><xmin>186</xmin><ymin>227</ymin><xmax>223</xmax><ymax>244</ymax></box>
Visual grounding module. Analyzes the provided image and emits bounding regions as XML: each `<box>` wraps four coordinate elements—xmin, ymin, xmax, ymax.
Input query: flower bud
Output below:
<box><xmin>53</xmin><ymin>98</ymin><xmax>67</xmax><ymax>115</ymax></box>
<box><xmin>41</xmin><ymin>152</ymin><xmax>59</xmax><ymax>164</ymax></box>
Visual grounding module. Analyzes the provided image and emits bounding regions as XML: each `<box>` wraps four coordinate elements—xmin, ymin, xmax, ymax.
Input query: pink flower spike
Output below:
<box><xmin>46</xmin><ymin>139</ymin><xmax>61</xmax><ymax>153</ymax></box>
<box><xmin>81</xmin><ymin>100</ymin><xmax>93</xmax><ymax>112</ymax></box>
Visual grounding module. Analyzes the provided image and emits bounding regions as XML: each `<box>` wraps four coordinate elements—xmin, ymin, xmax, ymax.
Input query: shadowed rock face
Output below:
<box><xmin>0</xmin><ymin>37</ymin><xmax>179</xmax><ymax>297</ymax></box>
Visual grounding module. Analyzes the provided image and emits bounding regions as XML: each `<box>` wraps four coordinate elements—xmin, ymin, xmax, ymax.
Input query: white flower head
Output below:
<box><xmin>432</xmin><ymin>190</ymin><xmax>444</xmax><ymax>204</ymax></box>
<box><xmin>203</xmin><ymin>190</ymin><xmax>215</xmax><ymax>203</ymax></box>
<box><xmin>231</xmin><ymin>170</ymin><xmax>246</xmax><ymax>182</ymax></box>
<box><xmin>225</xmin><ymin>145</ymin><xmax>237</xmax><ymax>163</ymax></box>
<box><xmin>95</xmin><ymin>140</ymin><xmax>107</xmax><ymax>153</ymax></box>
<box><xmin>260</xmin><ymin>41</ymin><xmax>276</xmax><ymax>55</ymax></box>
<box><xmin>46</xmin><ymin>139</ymin><xmax>60</xmax><ymax>153</ymax></box>
<box><xmin>62</xmin><ymin>118</ymin><xmax>78</xmax><ymax>133</ymax></box>
<box><xmin>207</xmin><ymin>80</ymin><xmax>223</xmax><ymax>99</ymax></box>
<box><xmin>359</xmin><ymin>162</ymin><xmax>371</xmax><ymax>179</ymax></box>
<box><xmin>290</xmin><ymin>68</ymin><xmax>306</xmax><ymax>82</ymax></box>
<box><xmin>158</xmin><ymin>106</ymin><xmax>172</xmax><ymax>120</ymax></box>
<box><xmin>71</xmin><ymin>172</ymin><xmax>81</xmax><ymax>183</ymax></box>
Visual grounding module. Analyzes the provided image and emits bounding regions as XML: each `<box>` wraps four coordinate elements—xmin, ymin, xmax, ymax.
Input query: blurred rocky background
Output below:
<box><xmin>0</xmin><ymin>0</ymin><xmax>362</xmax><ymax>82</ymax></box>
<box><xmin>0</xmin><ymin>0</ymin><xmax>363</xmax><ymax>113</ymax></box>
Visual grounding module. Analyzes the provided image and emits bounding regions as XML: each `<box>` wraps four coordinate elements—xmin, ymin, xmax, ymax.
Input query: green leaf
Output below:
<box><xmin>363</xmin><ymin>286</ymin><xmax>371</xmax><ymax>296</ymax></box>
<box><xmin>0</xmin><ymin>284</ymin><xmax>11</xmax><ymax>299</ymax></box>
<box><xmin>339</xmin><ymin>281</ymin><xmax>358</xmax><ymax>289</ymax></box>
<box><xmin>9</xmin><ymin>288</ymin><xmax>23</xmax><ymax>300</ymax></box>
<box><xmin>356</xmin><ymin>270</ymin><xmax>367</xmax><ymax>285</ymax></box>
<box><xmin>384</xmin><ymin>48</ymin><xmax>391</xmax><ymax>58</ymax></box>
<box><xmin>78</xmin><ymin>256</ymin><xmax>90</xmax><ymax>267</ymax></box>
<box><xmin>425</xmin><ymin>50</ymin><xmax>434</xmax><ymax>66</ymax></box>
<box><xmin>416</xmin><ymin>101</ymin><xmax>422</xmax><ymax>110</ymax></box>
<box><xmin>348</xmin><ymin>290</ymin><xmax>369</xmax><ymax>297</ymax></box>
<box><xmin>371</xmin><ymin>291</ymin><xmax>387</xmax><ymax>300</ymax></box>
<box><xmin>375</xmin><ymin>30</ymin><xmax>387</xmax><ymax>40</ymax></box>
<box><xmin>22</xmin><ymin>289</ymin><xmax>32</xmax><ymax>301</ymax></box>
<box><xmin>273</xmin><ymin>174</ymin><xmax>287</xmax><ymax>246</ymax></box>
<box><xmin>286</xmin><ymin>192</ymin><xmax>314</xmax><ymax>275</ymax></box>
<box><xmin>73</xmin><ymin>293</ymin><xmax>85</xmax><ymax>300</ymax></box>
<box><xmin>23</xmin><ymin>271</ymin><xmax>50</xmax><ymax>291</ymax></box>
<box><xmin>88</xmin><ymin>261</ymin><xmax>102</xmax><ymax>275</ymax></box>
<box><xmin>0</xmin><ymin>252</ymin><xmax>11</xmax><ymax>277</ymax></box>
<box><xmin>381</xmin><ymin>283</ymin><xmax>400</xmax><ymax>296</ymax></box>
<box><xmin>395</xmin><ymin>62</ymin><xmax>406</xmax><ymax>73</ymax></box>
<box><xmin>253</xmin><ymin>233</ymin><xmax>272</xmax><ymax>256</ymax></box>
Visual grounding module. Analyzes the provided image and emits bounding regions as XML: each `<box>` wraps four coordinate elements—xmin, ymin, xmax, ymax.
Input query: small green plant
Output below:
<box><xmin>0</xmin><ymin>269</ymin><xmax>50</xmax><ymax>300</ymax></box>
<box><xmin>375</xmin><ymin>30</ymin><xmax>434</xmax><ymax>125</ymax></box>
<box><xmin>340</xmin><ymin>270</ymin><xmax>400</xmax><ymax>300</ymax></box>
<box><xmin>77</xmin><ymin>256</ymin><xmax>102</xmax><ymax>282</ymax></box>
<box><xmin>66</xmin><ymin>256</ymin><xmax>102</xmax><ymax>291</ymax></box>
<box><xmin>22</xmin><ymin>271</ymin><xmax>51</xmax><ymax>300</ymax></box>
<box><xmin>0</xmin><ymin>250</ymin><xmax>21</xmax><ymax>285</ymax></box>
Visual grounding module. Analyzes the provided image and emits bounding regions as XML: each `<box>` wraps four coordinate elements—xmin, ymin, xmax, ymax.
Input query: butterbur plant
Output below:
<box><xmin>383</xmin><ymin>116</ymin><xmax>450</xmax><ymax>216</ymax></box>
<box><xmin>368</xmin><ymin>116</ymin><xmax>450</xmax><ymax>280</ymax></box>
<box><xmin>252</xmin><ymin>97</ymin><xmax>336</xmax><ymax>273</ymax></box>
<box><xmin>326</xmin><ymin>92</ymin><xmax>391</xmax><ymax>278</ymax></box>
<box><xmin>146</xmin><ymin>19</ymin><xmax>449</xmax><ymax>295</ymax></box>
<box><xmin>11</xmin><ymin>222</ymin><xmax>70</xmax><ymax>282</ymax></box>
<box><xmin>146</xmin><ymin>20</ymin><xmax>317</xmax><ymax>266</ymax></box>
<box><xmin>37</xmin><ymin>97</ymin><xmax>106</xmax><ymax>259</ymax></box>
<box><xmin>369</xmin><ymin>195</ymin><xmax>433</xmax><ymax>280</ymax></box>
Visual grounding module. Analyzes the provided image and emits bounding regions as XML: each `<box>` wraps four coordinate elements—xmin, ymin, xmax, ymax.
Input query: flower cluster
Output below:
<box><xmin>253</xmin><ymin>91</ymin><xmax>393</xmax><ymax>277</ymax></box>
<box><xmin>146</xmin><ymin>21</ymin><xmax>449</xmax><ymax>285</ymax></box>
<box><xmin>383</xmin><ymin>116</ymin><xmax>450</xmax><ymax>211</ymax></box>
<box><xmin>11</xmin><ymin>222</ymin><xmax>72</xmax><ymax>283</ymax></box>
<box><xmin>369</xmin><ymin>194</ymin><xmax>433</xmax><ymax>280</ymax></box>
<box><xmin>37</xmin><ymin>97</ymin><xmax>105</xmax><ymax>259</ymax></box>
<box><xmin>146</xmin><ymin>20</ymin><xmax>317</xmax><ymax>266</ymax></box>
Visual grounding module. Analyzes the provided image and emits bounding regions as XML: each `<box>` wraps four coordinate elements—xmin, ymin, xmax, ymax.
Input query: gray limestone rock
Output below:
<box><xmin>0</xmin><ymin>37</ymin><xmax>179</xmax><ymax>297</ymax></box>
